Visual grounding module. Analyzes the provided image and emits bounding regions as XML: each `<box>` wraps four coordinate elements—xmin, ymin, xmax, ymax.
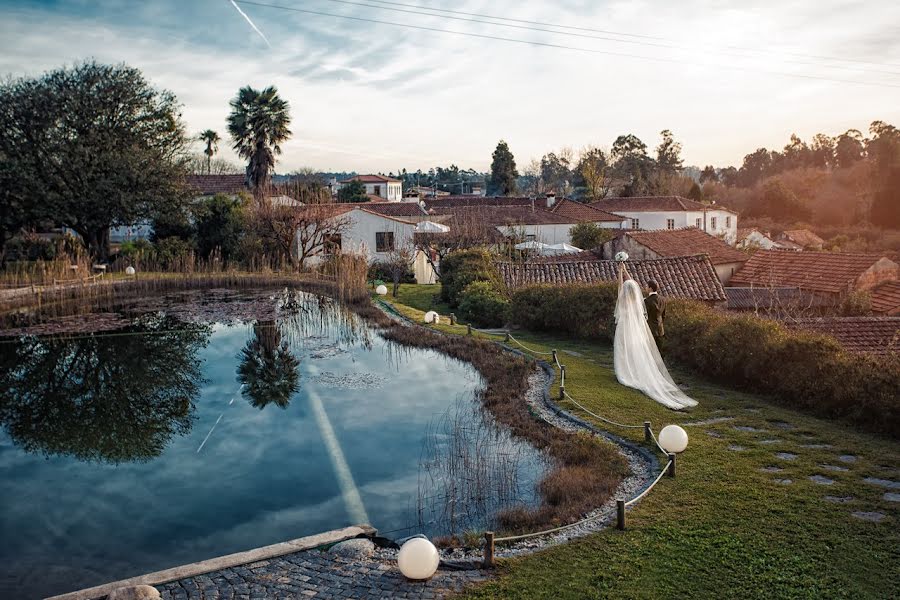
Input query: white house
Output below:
<box><xmin>589</xmin><ymin>196</ymin><xmax>738</xmax><ymax>244</ymax></box>
<box><xmin>736</xmin><ymin>227</ymin><xmax>780</xmax><ymax>250</ymax></box>
<box><xmin>338</xmin><ymin>174</ymin><xmax>403</xmax><ymax>202</ymax></box>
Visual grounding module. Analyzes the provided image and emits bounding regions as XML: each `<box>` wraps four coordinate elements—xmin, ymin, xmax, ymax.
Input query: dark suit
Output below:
<box><xmin>645</xmin><ymin>292</ymin><xmax>666</xmax><ymax>348</ymax></box>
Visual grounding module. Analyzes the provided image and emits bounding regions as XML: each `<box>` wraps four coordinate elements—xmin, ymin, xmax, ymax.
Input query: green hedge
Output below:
<box><xmin>509</xmin><ymin>283</ymin><xmax>619</xmax><ymax>340</ymax></box>
<box><xmin>439</xmin><ymin>249</ymin><xmax>500</xmax><ymax>307</ymax></box>
<box><xmin>458</xmin><ymin>281</ymin><xmax>509</xmax><ymax>328</ymax></box>
<box><xmin>508</xmin><ymin>284</ymin><xmax>900</xmax><ymax>437</ymax></box>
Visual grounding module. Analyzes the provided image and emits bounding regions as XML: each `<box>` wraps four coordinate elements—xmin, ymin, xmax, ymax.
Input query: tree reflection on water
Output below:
<box><xmin>0</xmin><ymin>314</ymin><xmax>211</xmax><ymax>464</ymax></box>
<box><xmin>237</xmin><ymin>320</ymin><xmax>300</xmax><ymax>410</ymax></box>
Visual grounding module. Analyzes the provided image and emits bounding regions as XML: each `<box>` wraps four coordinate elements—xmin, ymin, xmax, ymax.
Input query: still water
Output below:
<box><xmin>0</xmin><ymin>290</ymin><xmax>545</xmax><ymax>599</ymax></box>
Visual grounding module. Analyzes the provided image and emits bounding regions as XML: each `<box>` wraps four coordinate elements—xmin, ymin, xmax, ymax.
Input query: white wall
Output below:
<box><xmin>610</xmin><ymin>209</ymin><xmax>737</xmax><ymax>244</ymax></box>
<box><xmin>738</xmin><ymin>230</ymin><xmax>779</xmax><ymax>250</ymax></box>
<box><xmin>302</xmin><ymin>208</ymin><xmax>415</xmax><ymax>265</ymax></box>
<box><xmin>359</xmin><ymin>181</ymin><xmax>402</xmax><ymax>201</ymax></box>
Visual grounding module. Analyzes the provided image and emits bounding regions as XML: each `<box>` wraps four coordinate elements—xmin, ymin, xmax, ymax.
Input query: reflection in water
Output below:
<box><xmin>237</xmin><ymin>321</ymin><xmax>301</xmax><ymax>410</ymax></box>
<box><xmin>416</xmin><ymin>396</ymin><xmax>547</xmax><ymax>536</ymax></box>
<box><xmin>0</xmin><ymin>314</ymin><xmax>211</xmax><ymax>464</ymax></box>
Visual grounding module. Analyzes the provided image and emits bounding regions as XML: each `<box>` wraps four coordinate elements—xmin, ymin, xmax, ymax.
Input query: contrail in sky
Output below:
<box><xmin>228</xmin><ymin>0</ymin><xmax>272</xmax><ymax>48</ymax></box>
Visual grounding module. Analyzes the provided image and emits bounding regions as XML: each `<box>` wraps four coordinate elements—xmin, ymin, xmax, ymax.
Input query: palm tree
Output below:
<box><xmin>236</xmin><ymin>321</ymin><xmax>300</xmax><ymax>410</ymax></box>
<box><xmin>198</xmin><ymin>129</ymin><xmax>220</xmax><ymax>175</ymax></box>
<box><xmin>226</xmin><ymin>86</ymin><xmax>292</xmax><ymax>194</ymax></box>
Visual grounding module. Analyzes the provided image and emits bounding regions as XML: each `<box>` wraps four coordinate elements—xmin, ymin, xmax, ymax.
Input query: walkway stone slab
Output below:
<box><xmin>684</xmin><ymin>416</ymin><xmax>734</xmax><ymax>427</ymax></box>
<box><xmin>758</xmin><ymin>439</ymin><xmax>781</xmax><ymax>445</ymax></box>
<box><xmin>774</xmin><ymin>478</ymin><xmax>793</xmax><ymax>485</ymax></box>
<box><xmin>727</xmin><ymin>445</ymin><xmax>746</xmax><ymax>452</ymax></box>
<box><xmin>864</xmin><ymin>477</ymin><xmax>900</xmax><ymax>490</ymax></box>
<box><xmin>851</xmin><ymin>511</ymin><xmax>886</xmax><ymax>523</ymax></box>
<box><xmin>838</xmin><ymin>455</ymin><xmax>858</xmax><ymax>463</ymax></box>
<box><xmin>775</xmin><ymin>452</ymin><xmax>798</xmax><ymax>461</ymax></box>
<box><xmin>809</xmin><ymin>475</ymin><xmax>835</xmax><ymax>485</ymax></box>
<box><xmin>819</xmin><ymin>464</ymin><xmax>849</xmax><ymax>472</ymax></box>
<box><xmin>768</xmin><ymin>421</ymin><xmax>795</xmax><ymax>430</ymax></box>
<box><xmin>800</xmin><ymin>443</ymin><xmax>833</xmax><ymax>449</ymax></box>
<box><xmin>884</xmin><ymin>492</ymin><xmax>900</xmax><ymax>502</ymax></box>
<box><xmin>760</xmin><ymin>466</ymin><xmax>784</xmax><ymax>473</ymax></box>
<box><xmin>733</xmin><ymin>425</ymin><xmax>764</xmax><ymax>433</ymax></box>
<box><xmin>824</xmin><ymin>496</ymin><xmax>853</xmax><ymax>503</ymax></box>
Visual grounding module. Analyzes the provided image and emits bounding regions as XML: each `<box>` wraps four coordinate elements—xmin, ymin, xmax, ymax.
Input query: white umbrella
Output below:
<box><xmin>514</xmin><ymin>240</ymin><xmax>548</xmax><ymax>250</ymax></box>
<box><xmin>415</xmin><ymin>220</ymin><xmax>450</xmax><ymax>233</ymax></box>
<box><xmin>540</xmin><ymin>242</ymin><xmax>582</xmax><ymax>255</ymax></box>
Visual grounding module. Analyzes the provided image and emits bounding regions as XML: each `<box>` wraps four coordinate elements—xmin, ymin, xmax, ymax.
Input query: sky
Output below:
<box><xmin>1</xmin><ymin>0</ymin><xmax>899</xmax><ymax>173</ymax></box>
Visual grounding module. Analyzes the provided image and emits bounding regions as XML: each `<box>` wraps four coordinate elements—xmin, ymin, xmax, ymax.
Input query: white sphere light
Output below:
<box><xmin>397</xmin><ymin>538</ymin><xmax>440</xmax><ymax>581</ymax></box>
<box><xmin>424</xmin><ymin>311</ymin><xmax>440</xmax><ymax>324</ymax></box>
<box><xmin>375</xmin><ymin>284</ymin><xmax>388</xmax><ymax>295</ymax></box>
<box><xmin>125</xmin><ymin>266</ymin><xmax>136</xmax><ymax>276</ymax></box>
<box><xmin>658</xmin><ymin>425</ymin><xmax>689</xmax><ymax>454</ymax></box>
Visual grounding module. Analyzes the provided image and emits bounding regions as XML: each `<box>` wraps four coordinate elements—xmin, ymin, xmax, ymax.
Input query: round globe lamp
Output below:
<box><xmin>125</xmin><ymin>266</ymin><xmax>136</xmax><ymax>276</ymax></box>
<box><xmin>397</xmin><ymin>538</ymin><xmax>440</xmax><ymax>581</ymax></box>
<box><xmin>424</xmin><ymin>311</ymin><xmax>440</xmax><ymax>324</ymax></box>
<box><xmin>375</xmin><ymin>284</ymin><xmax>388</xmax><ymax>295</ymax></box>
<box><xmin>658</xmin><ymin>425</ymin><xmax>689</xmax><ymax>454</ymax></box>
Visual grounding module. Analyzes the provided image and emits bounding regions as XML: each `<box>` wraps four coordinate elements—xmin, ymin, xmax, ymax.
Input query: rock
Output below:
<box><xmin>851</xmin><ymin>511</ymin><xmax>885</xmax><ymax>523</ymax></box>
<box><xmin>106</xmin><ymin>585</ymin><xmax>161</xmax><ymax>600</ymax></box>
<box><xmin>329</xmin><ymin>538</ymin><xmax>376</xmax><ymax>558</ymax></box>
<box><xmin>809</xmin><ymin>475</ymin><xmax>834</xmax><ymax>485</ymax></box>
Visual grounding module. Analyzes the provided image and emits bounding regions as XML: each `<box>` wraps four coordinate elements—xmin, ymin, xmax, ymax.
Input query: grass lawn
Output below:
<box><xmin>386</xmin><ymin>284</ymin><xmax>900</xmax><ymax>599</ymax></box>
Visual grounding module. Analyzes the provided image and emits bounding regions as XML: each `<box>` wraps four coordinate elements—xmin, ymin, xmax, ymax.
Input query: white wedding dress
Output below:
<box><xmin>614</xmin><ymin>279</ymin><xmax>697</xmax><ymax>410</ymax></box>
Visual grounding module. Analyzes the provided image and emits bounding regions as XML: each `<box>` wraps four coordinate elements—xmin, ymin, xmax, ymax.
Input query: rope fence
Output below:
<box><xmin>412</xmin><ymin>307</ymin><xmax>684</xmax><ymax>567</ymax></box>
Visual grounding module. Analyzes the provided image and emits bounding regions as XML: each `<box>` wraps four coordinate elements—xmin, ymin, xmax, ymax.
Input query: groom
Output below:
<box><xmin>644</xmin><ymin>280</ymin><xmax>666</xmax><ymax>350</ymax></box>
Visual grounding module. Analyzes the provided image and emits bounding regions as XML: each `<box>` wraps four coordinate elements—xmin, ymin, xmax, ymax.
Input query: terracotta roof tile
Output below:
<box><xmin>184</xmin><ymin>174</ymin><xmax>247</xmax><ymax>195</ymax></box>
<box><xmin>729</xmin><ymin>250</ymin><xmax>895</xmax><ymax>294</ymax></box>
<box><xmin>624</xmin><ymin>228</ymin><xmax>749</xmax><ymax>265</ymax></box>
<box><xmin>870</xmin><ymin>281</ymin><xmax>900</xmax><ymax>315</ymax></box>
<box><xmin>423</xmin><ymin>196</ymin><xmax>536</xmax><ymax>209</ymax></box>
<box><xmin>725</xmin><ymin>287</ymin><xmax>832</xmax><ymax>310</ymax></box>
<box><xmin>588</xmin><ymin>195</ymin><xmax>736</xmax><ymax>214</ymax></box>
<box><xmin>548</xmin><ymin>198</ymin><xmax>626</xmax><ymax>222</ymax></box>
<box><xmin>786</xmin><ymin>317</ymin><xmax>900</xmax><ymax>357</ymax></box>
<box><xmin>497</xmin><ymin>255</ymin><xmax>726</xmax><ymax>301</ymax></box>
<box><xmin>359</xmin><ymin>202</ymin><xmax>426</xmax><ymax>217</ymax></box>
<box><xmin>780</xmin><ymin>229</ymin><xmax>825</xmax><ymax>248</ymax></box>
<box><xmin>428</xmin><ymin>205</ymin><xmax>574</xmax><ymax>225</ymax></box>
<box><xmin>339</xmin><ymin>174</ymin><xmax>400</xmax><ymax>183</ymax></box>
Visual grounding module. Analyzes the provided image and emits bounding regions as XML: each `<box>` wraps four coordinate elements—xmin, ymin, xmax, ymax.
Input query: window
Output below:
<box><xmin>710</xmin><ymin>217</ymin><xmax>717</xmax><ymax>230</ymax></box>
<box><xmin>324</xmin><ymin>234</ymin><xmax>341</xmax><ymax>255</ymax></box>
<box><xmin>726</xmin><ymin>216</ymin><xmax>732</xmax><ymax>228</ymax></box>
<box><xmin>695</xmin><ymin>217</ymin><xmax>702</xmax><ymax>228</ymax></box>
<box><xmin>631</xmin><ymin>218</ymin><xmax>640</xmax><ymax>230</ymax></box>
<box><xmin>375</xmin><ymin>231</ymin><xmax>394</xmax><ymax>252</ymax></box>
<box><xmin>666</xmin><ymin>218</ymin><xmax>675</xmax><ymax>230</ymax></box>
<box><xmin>526</xmin><ymin>234</ymin><xmax>536</xmax><ymax>241</ymax></box>
<box><xmin>373</xmin><ymin>185</ymin><xmax>381</xmax><ymax>197</ymax></box>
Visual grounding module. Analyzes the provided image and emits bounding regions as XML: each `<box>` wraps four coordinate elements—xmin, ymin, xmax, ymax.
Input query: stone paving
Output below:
<box><xmin>157</xmin><ymin>547</ymin><xmax>489</xmax><ymax>600</ymax></box>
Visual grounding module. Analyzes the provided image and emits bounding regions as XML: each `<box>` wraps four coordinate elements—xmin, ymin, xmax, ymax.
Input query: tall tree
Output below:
<box><xmin>198</xmin><ymin>129</ymin><xmax>221</xmax><ymax>175</ymax></box>
<box><xmin>488</xmin><ymin>140</ymin><xmax>519</xmax><ymax>196</ymax></box>
<box><xmin>834</xmin><ymin>129</ymin><xmax>866</xmax><ymax>168</ymax></box>
<box><xmin>237</xmin><ymin>322</ymin><xmax>300</xmax><ymax>410</ymax></box>
<box><xmin>810</xmin><ymin>134</ymin><xmax>835</xmax><ymax>168</ymax></box>
<box><xmin>655</xmin><ymin>129</ymin><xmax>683</xmax><ymax>173</ymax></box>
<box><xmin>868</xmin><ymin>121</ymin><xmax>900</xmax><ymax>228</ymax></box>
<box><xmin>576</xmin><ymin>146</ymin><xmax>611</xmax><ymax>201</ymax></box>
<box><xmin>699</xmin><ymin>165</ymin><xmax>718</xmax><ymax>184</ymax></box>
<box><xmin>0</xmin><ymin>61</ymin><xmax>190</xmax><ymax>259</ymax></box>
<box><xmin>610</xmin><ymin>134</ymin><xmax>654</xmax><ymax>195</ymax></box>
<box><xmin>227</xmin><ymin>86</ymin><xmax>292</xmax><ymax>194</ymax></box>
<box><xmin>539</xmin><ymin>150</ymin><xmax>574</xmax><ymax>196</ymax></box>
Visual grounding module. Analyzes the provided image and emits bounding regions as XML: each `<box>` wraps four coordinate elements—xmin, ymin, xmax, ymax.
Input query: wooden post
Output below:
<box><xmin>483</xmin><ymin>531</ymin><xmax>495</xmax><ymax>567</ymax></box>
<box><xmin>644</xmin><ymin>421</ymin><xmax>652</xmax><ymax>443</ymax></box>
<box><xmin>559</xmin><ymin>365</ymin><xmax>566</xmax><ymax>400</ymax></box>
<box><xmin>467</xmin><ymin>324</ymin><xmax>472</xmax><ymax>336</ymax></box>
<box><xmin>504</xmin><ymin>332</ymin><xmax>510</xmax><ymax>342</ymax></box>
<box><xmin>616</xmin><ymin>500</ymin><xmax>626</xmax><ymax>530</ymax></box>
<box><xmin>667</xmin><ymin>453</ymin><xmax>676</xmax><ymax>477</ymax></box>
<box><xmin>551</xmin><ymin>349</ymin><xmax>558</xmax><ymax>365</ymax></box>
<box><xmin>450</xmin><ymin>313</ymin><xmax>456</xmax><ymax>325</ymax></box>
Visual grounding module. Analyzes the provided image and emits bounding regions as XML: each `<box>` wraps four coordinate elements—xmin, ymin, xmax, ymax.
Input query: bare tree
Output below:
<box><xmin>252</xmin><ymin>202</ymin><xmax>350</xmax><ymax>269</ymax></box>
<box><xmin>414</xmin><ymin>209</ymin><xmax>497</xmax><ymax>279</ymax></box>
<box><xmin>385</xmin><ymin>241</ymin><xmax>416</xmax><ymax>296</ymax></box>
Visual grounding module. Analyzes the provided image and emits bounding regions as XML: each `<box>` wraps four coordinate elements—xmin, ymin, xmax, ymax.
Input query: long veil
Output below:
<box><xmin>614</xmin><ymin>279</ymin><xmax>697</xmax><ymax>410</ymax></box>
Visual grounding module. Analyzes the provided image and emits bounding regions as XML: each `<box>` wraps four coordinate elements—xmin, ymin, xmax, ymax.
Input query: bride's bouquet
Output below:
<box><xmin>615</xmin><ymin>251</ymin><xmax>629</xmax><ymax>262</ymax></box>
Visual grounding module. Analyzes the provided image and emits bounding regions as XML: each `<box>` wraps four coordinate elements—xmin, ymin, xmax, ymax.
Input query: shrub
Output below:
<box><xmin>666</xmin><ymin>300</ymin><xmax>900</xmax><ymax>437</ymax></box>
<box><xmin>458</xmin><ymin>281</ymin><xmax>509</xmax><ymax>327</ymax></box>
<box><xmin>154</xmin><ymin>237</ymin><xmax>194</xmax><ymax>270</ymax></box>
<box><xmin>368</xmin><ymin>260</ymin><xmax>414</xmax><ymax>285</ymax></box>
<box><xmin>509</xmin><ymin>283</ymin><xmax>619</xmax><ymax>340</ymax></box>
<box><xmin>194</xmin><ymin>194</ymin><xmax>246</xmax><ymax>261</ymax></box>
<box><xmin>569</xmin><ymin>222</ymin><xmax>614</xmax><ymax>250</ymax></box>
<box><xmin>439</xmin><ymin>248</ymin><xmax>499</xmax><ymax>307</ymax></box>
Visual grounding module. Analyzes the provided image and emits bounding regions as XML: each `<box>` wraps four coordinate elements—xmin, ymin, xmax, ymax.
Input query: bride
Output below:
<box><xmin>614</xmin><ymin>266</ymin><xmax>697</xmax><ymax>410</ymax></box>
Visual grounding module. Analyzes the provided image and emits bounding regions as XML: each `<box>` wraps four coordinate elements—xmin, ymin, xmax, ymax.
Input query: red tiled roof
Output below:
<box><xmin>786</xmin><ymin>317</ymin><xmax>899</xmax><ymax>357</ymax></box>
<box><xmin>624</xmin><ymin>228</ymin><xmax>748</xmax><ymax>265</ymax></box>
<box><xmin>427</xmin><ymin>205</ymin><xmax>574</xmax><ymax>226</ymax></box>
<box><xmin>729</xmin><ymin>250</ymin><xmax>895</xmax><ymax>294</ymax></box>
<box><xmin>184</xmin><ymin>174</ymin><xmax>247</xmax><ymax>195</ymax></box>
<box><xmin>497</xmin><ymin>254</ymin><xmax>726</xmax><ymax>301</ymax></box>
<box><xmin>423</xmin><ymin>196</ymin><xmax>535</xmax><ymax>209</ymax></box>
<box><xmin>547</xmin><ymin>198</ymin><xmax>626</xmax><ymax>223</ymax></box>
<box><xmin>359</xmin><ymin>202</ymin><xmax>426</xmax><ymax>217</ymax></box>
<box><xmin>724</xmin><ymin>287</ymin><xmax>832</xmax><ymax>311</ymax></box>
<box><xmin>870</xmin><ymin>281</ymin><xmax>900</xmax><ymax>315</ymax></box>
<box><xmin>588</xmin><ymin>196</ymin><xmax>736</xmax><ymax>214</ymax></box>
<box><xmin>339</xmin><ymin>174</ymin><xmax>401</xmax><ymax>183</ymax></box>
<box><xmin>780</xmin><ymin>229</ymin><xmax>825</xmax><ymax>249</ymax></box>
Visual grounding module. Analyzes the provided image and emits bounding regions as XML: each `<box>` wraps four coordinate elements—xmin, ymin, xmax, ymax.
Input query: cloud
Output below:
<box><xmin>1</xmin><ymin>0</ymin><xmax>898</xmax><ymax>171</ymax></box>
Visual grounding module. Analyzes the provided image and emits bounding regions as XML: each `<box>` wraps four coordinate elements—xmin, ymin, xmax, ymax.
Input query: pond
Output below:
<box><xmin>0</xmin><ymin>289</ymin><xmax>547</xmax><ymax>599</ymax></box>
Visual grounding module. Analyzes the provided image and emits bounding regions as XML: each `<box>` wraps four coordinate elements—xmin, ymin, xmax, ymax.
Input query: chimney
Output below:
<box><xmin>546</xmin><ymin>192</ymin><xmax>557</xmax><ymax>208</ymax></box>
